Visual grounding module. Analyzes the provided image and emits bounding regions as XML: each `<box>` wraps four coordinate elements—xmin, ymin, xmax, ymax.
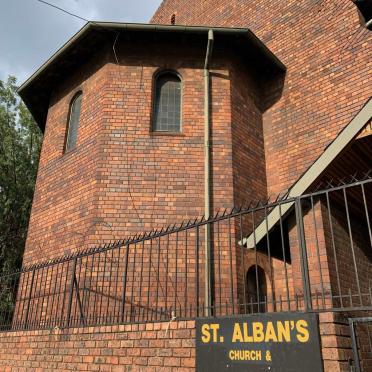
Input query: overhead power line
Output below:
<box><xmin>36</xmin><ymin>0</ymin><xmax>89</xmax><ymax>22</ymax></box>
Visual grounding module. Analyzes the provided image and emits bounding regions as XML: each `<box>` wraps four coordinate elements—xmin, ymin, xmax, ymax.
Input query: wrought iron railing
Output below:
<box><xmin>0</xmin><ymin>174</ymin><xmax>371</xmax><ymax>331</ymax></box>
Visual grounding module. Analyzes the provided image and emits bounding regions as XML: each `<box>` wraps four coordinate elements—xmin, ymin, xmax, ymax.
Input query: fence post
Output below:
<box><xmin>66</xmin><ymin>258</ymin><xmax>77</xmax><ymax>327</ymax></box>
<box><xmin>204</xmin><ymin>221</ymin><xmax>212</xmax><ymax>317</ymax></box>
<box><xmin>120</xmin><ymin>243</ymin><xmax>130</xmax><ymax>323</ymax></box>
<box><xmin>24</xmin><ymin>269</ymin><xmax>36</xmax><ymax>329</ymax></box>
<box><xmin>73</xmin><ymin>275</ymin><xmax>85</xmax><ymax>325</ymax></box>
<box><xmin>349</xmin><ymin>319</ymin><xmax>361</xmax><ymax>372</ymax></box>
<box><xmin>295</xmin><ymin>197</ymin><xmax>312</xmax><ymax>311</ymax></box>
<box><xmin>196</xmin><ymin>226</ymin><xmax>200</xmax><ymax>317</ymax></box>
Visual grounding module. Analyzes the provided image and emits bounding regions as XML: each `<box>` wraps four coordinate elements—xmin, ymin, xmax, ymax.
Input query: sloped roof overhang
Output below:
<box><xmin>242</xmin><ymin>97</ymin><xmax>372</xmax><ymax>248</ymax></box>
<box><xmin>18</xmin><ymin>21</ymin><xmax>286</xmax><ymax>131</ymax></box>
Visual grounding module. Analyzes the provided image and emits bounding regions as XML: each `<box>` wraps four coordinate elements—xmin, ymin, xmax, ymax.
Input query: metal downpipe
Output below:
<box><xmin>204</xmin><ymin>29</ymin><xmax>214</xmax><ymax>316</ymax></box>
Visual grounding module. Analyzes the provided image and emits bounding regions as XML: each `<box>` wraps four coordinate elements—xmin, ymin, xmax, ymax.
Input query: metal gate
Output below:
<box><xmin>349</xmin><ymin>318</ymin><xmax>372</xmax><ymax>372</ymax></box>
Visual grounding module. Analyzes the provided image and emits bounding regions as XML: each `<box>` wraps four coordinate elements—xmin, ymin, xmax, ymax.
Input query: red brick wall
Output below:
<box><xmin>0</xmin><ymin>315</ymin><xmax>356</xmax><ymax>371</ymax></box>
<box><xmin>0</xmin><ymin>320</ymin><xmax>196</xmax><ymax>371</ymax></box>
<box><xmin>152</xmin><ymin>0</ymin><xmax>372</xmax><ymax>196</ymax></box>
<box><xmin>25</xmin><ymin>52</ymin><xmax>109</xmax><ymax>264</ymax></box>
<box><xmin>24</xmin><ymin>39</ymin><xmax>266</xmax><ymax>265</ymax></box>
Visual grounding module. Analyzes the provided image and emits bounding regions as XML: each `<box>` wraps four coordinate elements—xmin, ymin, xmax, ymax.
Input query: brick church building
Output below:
<box><xmin>0</xmin><ymin>0</ymin><xmax>371</xmax><ymax>371</ymax></box>
<box><xmin>18</xmin><ymin>0</ymin><xmax>371</xmax><ymax>264</ymax></box>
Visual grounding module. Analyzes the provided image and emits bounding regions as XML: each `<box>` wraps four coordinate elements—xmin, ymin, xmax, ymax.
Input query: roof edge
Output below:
<box><xmin>242</xmin><ymin>97</ymin><xmax>372</xmax><ymax>248</ymax></box>
<box><xmin>18</xmin><ymin>22</ymin><xmax>91</xmax><ymax>94</ymax></box>
<box><xmin>18</xmin><ymin>21</ymin><xmax>284</xmax><ymax>96</ymax></box>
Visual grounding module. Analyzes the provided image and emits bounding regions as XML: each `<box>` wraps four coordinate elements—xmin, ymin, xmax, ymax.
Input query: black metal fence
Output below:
<box><xmin>0</xmin><ymin>175</ymin><xmax>371</xmax><ymax>331</ymax></box>
<box><xmin>349</xmin><ymin>317</ymin><xmax>372</xmax><ymax>372</ymax></box>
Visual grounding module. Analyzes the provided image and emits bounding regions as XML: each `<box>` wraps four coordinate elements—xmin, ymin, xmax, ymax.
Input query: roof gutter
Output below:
<box><xmin>18</xmin><ymin>22</ymin><xmax>284</xmax><ymax>95</ymax></box>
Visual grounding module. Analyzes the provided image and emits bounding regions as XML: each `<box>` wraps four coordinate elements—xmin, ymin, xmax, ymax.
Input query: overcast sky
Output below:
<box><xmin>0</xmin><ymin>0</ymin><xmax>161</xmax><ymax>84</ymax></box>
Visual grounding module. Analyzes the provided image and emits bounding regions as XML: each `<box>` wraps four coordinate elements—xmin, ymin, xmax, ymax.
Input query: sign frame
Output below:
<box><xmin>196</xmin><ymin>312</ymin><xmax>323</xmax><ymax>372</ymax></box>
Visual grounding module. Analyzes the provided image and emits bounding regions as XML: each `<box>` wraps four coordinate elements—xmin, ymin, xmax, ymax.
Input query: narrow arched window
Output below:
<box><xmin>246</xmin><ymin>266</ymin><xmax>267</xmax><ymax>313</ymax></box>
<box><xmin>153</xmin><ymin>72</ymin><xmax>181</xmax><ymax>132</ymax></box>
<box><xmin>65</xmin><ymin>92</ymin><xmax>82</xmax><ymax>152</ymax></box>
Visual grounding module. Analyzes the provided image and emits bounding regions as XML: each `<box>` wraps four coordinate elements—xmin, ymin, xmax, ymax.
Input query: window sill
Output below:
<box><xmin>150</xmin><ymin>131</ymin><xmax>185</xmax><ymax>137</ymax></box>
<box><xmin>62</xmin><ymin>146</ymin><xmax>78</xmax><ymax>157</ymax></box>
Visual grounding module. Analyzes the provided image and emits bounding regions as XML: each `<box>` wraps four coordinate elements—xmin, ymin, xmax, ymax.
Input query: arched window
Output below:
<box><xmin>246</xmin><ymin>266</ymin><xmax>267</xmax><ymax>313</ymax></box>
<box><xmin>65</xmin><ymin>92</ymin><xmax>82</xmax><ymax>152</ymax></box>
<box><xmin>153</xmin><ymin>72</ymin><xmax>181</xmax><ymax>132</ymax></box>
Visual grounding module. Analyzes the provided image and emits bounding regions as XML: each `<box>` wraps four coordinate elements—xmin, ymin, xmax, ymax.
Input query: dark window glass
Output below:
<box><xmin>153</xmin><ymin>73</ymin><xmax>181</xmax><ymax>132</ymax></box>
<box><xmin>65</xmin><ymin>92</ymin><xmax>82</xmax><ymax>151</ymax></box>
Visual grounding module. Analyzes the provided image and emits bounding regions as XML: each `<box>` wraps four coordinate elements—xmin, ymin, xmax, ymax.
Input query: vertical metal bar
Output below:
<box><xmin>349</xmin><ymin>289</ymin><xmax>353</xmax><ymax>308</ymax></box>
<box><xmin>1</xmin><ymin>274</ymin><xmax>10</xmax><ymax>329</ymax></box>
<box><xmin>60</xmin><ymin>261</ymin><xmax>71</xmax><ymax>326</ymax></box>
<box><xmin>33</xmin><ymin>267</ymin><xmax>43</xmax><ymax>328</ymax></box>
<box><xmin>279</xmin><ymin>202</ymin><xmax>291</xmax><ymax>309</ymax></box>
<box><xmin>139</xmin><ymin>240</ymin><xmax>145</xmax><ymax>322</ymax></box>
<box><xmin>73</xmin><ymin>271</ymin><xmax>85</xmax><ymax>325</ymax></box>
<box><xmin>204</xmin><ymin>221</ymin><xmax>212</xmax><ymax>316</ymax></box>
<box><xmin>165</xmin><ymin>235</ymin><xmax>169</xmax><ymax>311</ymax></box>
<box><xmin>107</xmin><ymin>247</ymin><xmax>115</xmax><ymax>323</ymax></box>
<box><xmin>73</xmin><ymin>257</ymin><xmax>84</xmax><ymax>325</ymax></box>
<box><xmin>252</xmin><ymin>211</ymin><xmax>260</xmax><ymax>313</ymax></box>
<box><xmin>55</xmin><ymin>262</ymin><xmax>64</xmax><ymax>326</ymax></box>
<box><xmin>98</xmin><ymin>250</ymin><xmax>107</xmax><ymax>323</ymax></box>
<box><xmin>15</xmin><ymin>271</ymin><xmax>28</xmax><ymax>329</ymax></box>
<box><xmin>295</xmin><ymin>198</ymin><xmax>312</xmax><ymax>311</ymax></box>
<box><xmin>310</xmin><ymin>196</ymin><xmax>326</xmax><ymax>309</ymax></box>
<box><xmin>94</xmin><ymin>249</ymin><xmax>103</xmax><ymax>324</ymax></box>
<box><xmin>326</xmin><ymin>191</ymin><xmax>343</xmax><ymax>307</ymax></box>
<box><xmin>33</xmin><ymin>266</ymin><xmax>45</xmax><ymax>328</ymax></box>
<box><xmin>239</xmin><ymin>214</ymin><xmax>247</xmax><ymax>314</ymax></box>
<box><xmin>217</xmin><ymin>220</ymin><xmax>222</xmax><ymax>316</ymax></box>
<box><xmin>9</xmin><ymin>273</ymin><xmax>18</xmax><ymax>328</ymax></box>
<box><xmin>114</xmin><ymin>246</ymin><xmax>122</xmax><ymax>323</ymax></box>
<box><xmin>228</xmin><ymin>217</ymin><xmax>234</xmax><ymax>314</ymax></box>
<box><xmin>184</xmin><ymin>229</ymin><xmax>188</xmax><ymax>317</ymax></box>
<box><xmin>39</xmin><ymin>265</ymin><xmax>49</xmax><ymax>327</ymax></box>
<box><xmin>264</xmin><ymin>205</ymin><xmax>274</xmax><ymax>311</ymax></box>
<box><xmin>9</xmin><ymin>273</ymin><xmax>18</xmax><ymax>330</ymax></box>
<box><xmin>196</xmin><ymin>226</ymin><xmax>200</xmax><ymax>317</ymax></box>
<box><xmin>130</xmin><ymin>243</ymin><xmax>137</xmax><ymax>321</ymax></box>
<box><xmin>343</xmin><ymin>188</ymin><xmax>362</xmax><ymax>305</ymax></box>
<box><xmin>366</xmin><ymin>322</ymin><xmax>372</xmax><ymax>355</ymax></box>
<box><xmin>49</xmin><ymin>263</ymin><xmax>58</xmax><ymax>328</ymax></box>
<box><xmin>79</xmin><ymin>256</ymin><xmax>88</xmax><ymax>323</ymax></box>
<box><xmin>66</xmin><ymin>258</ymin><xmax>77</xmax><ymax>327</ymax></box>
<box><xmin>120</xmin><ymin>243</ymin><xmax>130</xmax><ymax>323</ymax></box>
<box><xmin>24</xmin><ymin>269</ymin><xmax>35</xmax><ymax>329</ymax></box>
<box><xmin>349</xmin><ymin>319</ymin><xmax>361</xmax><ymax>372</ymax></box>
<box><xmin>155</xmin><ymin>238</ymin><xmax>161</xmax><ymax>318</ymax></box>
<box><xmin>174</xmin><ymin>232</ymin><xmax>179</xmax><ymax>312</ymax></box>
<box><xmin>361</xmin><ymin>183</ymin><xmax>372</xmax><ymax>249</ymax></box>
<box><xmin>146</xmin><ymin>240</ymin><xmax>153</xmax><ymax>321</ymax></box>
<box><xmin>0</xmin><ymin>275</ymin><xmax>5</xmax><ymax>329</ymax></box>
<box><xmin>86</xmin><ymin>253</ymin><xmax>96</xmax><ymax>324</ymax></box>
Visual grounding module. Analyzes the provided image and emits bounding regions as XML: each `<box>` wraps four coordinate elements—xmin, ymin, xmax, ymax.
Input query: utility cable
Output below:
<box><xmin>36</xmin><ymin>0</ymin><xmax>89</xmax><ymax>22</ymax></box>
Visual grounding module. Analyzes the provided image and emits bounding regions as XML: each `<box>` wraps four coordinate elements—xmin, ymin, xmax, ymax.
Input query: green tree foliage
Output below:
<box><xmin>0</xmin><ymin>76</ymin><xmax>42</xmax><ymax>274</ymax></box>
<box><xmin>0</xmin><ymin>76</ymin><xmax>42</xmax><ymax>326</ymax></box>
